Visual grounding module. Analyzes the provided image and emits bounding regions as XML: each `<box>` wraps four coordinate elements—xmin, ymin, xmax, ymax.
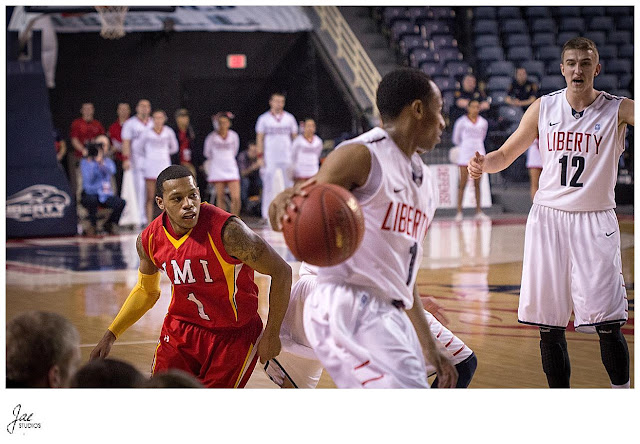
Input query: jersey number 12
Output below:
<box><xmin>559</xmin><ymin>155</ymin><xmax>585</xmax><ymax>187</ymax></box>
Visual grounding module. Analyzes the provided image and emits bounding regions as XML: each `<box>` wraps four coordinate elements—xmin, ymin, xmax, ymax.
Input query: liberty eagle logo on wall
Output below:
<box><xmin>6</xmin><ymin>185</ymin><xmax>71</xmax><ymax>222</ymax></box>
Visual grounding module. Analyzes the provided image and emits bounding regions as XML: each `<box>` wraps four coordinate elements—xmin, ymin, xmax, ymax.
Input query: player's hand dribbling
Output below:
<box><xmin>268</xmin><ymin>178</ymin><xmax>316</xmax><ymax>231</ymax></box>
<box><xmin>90</xmin><ymin>330</ymin><xmax>116</xmax><ymax>360</ymax></box>
<box><xmin>467</xmin><ymin>151</ymin><xmax>485</xmax><ymax>179</ymax></box>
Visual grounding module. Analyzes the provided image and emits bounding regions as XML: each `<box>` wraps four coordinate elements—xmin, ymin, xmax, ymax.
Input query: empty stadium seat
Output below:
<box><xmin>490</xmin><ymin>91</ymin><xmax>509</xmax><ymax>107</ymax></box>
<box><xmin>604</xmin><ymin>59</ymin><xmax>631</xmax><ymax>75</ymax></box>
<box><xmin>525</xmin><ymin>6</ymin><xmax>552</xmax><ymax>19</ymax></box>
<box><xmin>475</xmin><ymin>34</ymin><xmax>500</xmax><ymax>48</ymax></box>
<box><xmin>474</xmin><ymin>7</ymin><xmax>496</xmax><ymax>20</ymax></box>
<box><xmin>594</xmin><ymin>74</ymin><xmax>618</xmax><ymax>91</ymax></box>
<box><xmin>410</xmin><ymin>48</ymin><xmax>439</xmax><ymax>67</ymax></box>
<box><xmin>497</xmin><ymin>6</ymin><xmax>522</xmax><ymax>19</ymax></box>
<box><xmin>588</xmin><ymin>16</ymin><xmax>614</xmax><ymax>32</ymax></box>
<box><xmin>597</xmin><ymin>45</ymin><xmax>618</xmax><ymax>62</ymax></box>
<box><xmin>519</xmin><ymin>60</ymin><xmax>545</xmax><ymax>81</ymax></box>
<box><xmin>619</xmin><ymin>73</ymin><xmax>632</xmax><ymax>90</ymax></box>
<box><xmin>583</xmin><ymin>31</ymin><xmax>606</xmax><ymax>48</ymax></box>
<box><xmin>607</xmin><ymin>30</ymin><xmax>631</xmax><ymax>45</ymax></box>
<box><xmin>618</xmin><ymin>44</ymin><xmax>633</xmax><ymax>59</ymax></box>
<box><xmin>383</xmin><ymin>7</ymin><xmax>408</xmax><ymax>26</ymax></box>
<box><xmin>391</xmin><ymin>20</ymin><xmax>417</xmax><ymax>41</ymax></box>
<box><xmin>559</xmin><ymin>17</ymin><xmax>586</xmax><ymax>33</ymax></box>
<box><xmin>556</xmin><ymin>31</ymin><xmax>580</xmax><ymax>46</ymax></box>
<box><xmin>420</xmin><ymin>62</ymin><xmax>446</xmax><ymax>77</ymax></box>
<box><xmin>532</xmin><ymin>32</ymin><xmax>556</xmax><ymax>48</ymax></box>
<box><xmin>406</xmin><ymin>6</ymin><xmax>430</xmax><ymax>24</ymax></box>
<box><xmin>400</xmin><ymin>34</ymin><xmax>426</xmax><ymax>55</ymax></box>
<box><xmin>438</xmin><ymin>47</ymin><xmax>463</xmax><ymax>62</ymax></box>
<box><xmin>432</xmin><ymin>75</ymin><xmax>457</xmax><ymax>92</ymax></box>
<box><xmin>605</xmin><ymin>6</ymin><xmax>632</xmax><ymax>16</ymax></box>
<box><xmin>531</xmin><ymin>18</ymin><xmax>556</xmax><ymax>34</ymax></box>
<box><xmin>505</xmin><ymin>34</ymin><xmax>531</xmax><ymax>47</ymax></box>
<box><xmin>487</xmin><ymin>60</ymin><xmax>515</xmax><ymax>77</ymax></box>
<box><xmin>540</xmin><ymin>75</ymin><xmax>566</xmax><ymax>94</ymax></box>
<box><xmin>446</xmin><ymin>60</ymin><xmax>472</xmax><ymax>78</ymax></box>
<box><xmin>498</xmin><ymin>105</ymin><xmax>524</xmax><ymax>124</ymax></box>
<box><xmin>537</xmin><ymin>45</ymin><xmax>562</xmax><ymax>63</ymax></box>
<box><xmin>420</xmin><ymin>20</ymin><xmax>451</xmax><ymax>39</ymax></box>
<box><xmin>474</xmin><ymin>19</ymin><xmax>498</xmax><ymax>35</ymax></box>
<box><xmin>581</xmin><ymin>6</ymin><xmax>605</xmax><ymax>17</ymax></box>
<box><xmin>612</xmin><ymin>89</ymin><xmax>632</xmax><ymax>99</ymax></box>
<box><xmin>431</xmin><ymin>34</ymin><xmax>457</xmax><ymax>49</ymax></box>
<box><xmin>487</xmin><ymin>75</ymin><xmax>513</xmax><ymax>92</ymax></box>
<box><xmin>442</xmin><ymin>91</ymin><xmax>456</xmax><ymax>114</ymax></box>
<box><xmin>430</xmin><ymin>7</ymin><xmax>455</xmax><ymax>21</ymax></box>
<box><xmin>501</xmin><ymin>19</ymin><xmax>528</xmax><ymax>35</ymax></box>
<box><xmin>477</xmin><ymin>46</ymin><xmax>504</xmax><ymax>63</ymax></box>
<box><xmin>508</xmin><ymin>46</ymin><xmax>534</xmax><ymax>62</ymax></box>
<box><xmin>616</xmin><ymin>16</ymin><xmax>634</xmax><ymax>31</ymax></box>
<box><xmin>555</xmin><ymin>6</ymin><xmax>581</xmax><ymax>17</ymax></box>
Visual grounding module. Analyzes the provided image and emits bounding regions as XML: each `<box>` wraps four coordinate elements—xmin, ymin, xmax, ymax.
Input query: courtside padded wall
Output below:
<box><xmin>49</xmin><ymin>31</ymin><xmax>353</xmax><ymax>163</ymax></box>
<box><xmin>7</xmin><ymin>31</ymin><xmax>78</xmax><ymax>238</ymax></box>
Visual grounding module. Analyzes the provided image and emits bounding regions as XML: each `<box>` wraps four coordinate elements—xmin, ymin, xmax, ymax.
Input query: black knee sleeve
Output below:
<box><xmin>431</xmin><ymin>352</ymin><xmax>477</xmax><ymax>388</ymax></box>
<box><xmin>539</xmin><ymin>328</ymin><xmax>571</xmax><ymax>388</ymax></box>
<box><xmin>596</xmin><ymin>323</ymin><xmax>629</xmax><ymax>386</ymax></box>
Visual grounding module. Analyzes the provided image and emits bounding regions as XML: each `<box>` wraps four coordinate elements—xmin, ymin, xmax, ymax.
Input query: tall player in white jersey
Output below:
<box><xmin>263</xmin><ymin>262</ymin><xmax>477</xmax><ymax>388</ymax></box>
<box><xmin>122</xmin><ymin>99</ymin><xmax>153</xmax><ymax>226</ymax></box>
<box><xmin>271</xmin><ymin>68</ymin><xmax>458</xmax><ymax>388</ymax></box>
<box><xmin>469</xmin><ymin>38</ymin><xmax>634</xmax><ymax>388</ymax></box>
<box><xmin>255</xmin><ymin>93</ymin><xmax>298</xmax><ymax>220</ymax></box>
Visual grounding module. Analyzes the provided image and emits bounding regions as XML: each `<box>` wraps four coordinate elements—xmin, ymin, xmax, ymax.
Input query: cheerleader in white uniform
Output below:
<box><xmin>452</xmin><ymin>99</ymin><xmax>489</xmax><ymax>222</ymax></box>
<box><xmin>203</xmin><ymin>112</ymin><xmax>241</xmax><ymax>215</ymax></box>
<box><xmin>139</xmin><ymin>110</ymin><xmax>178</xmax><ymax>224</ymax></box>
<box><xmin>291</xmin><ymin>118</ymin><xmax>323</xmax><ymax>186</ymax></box>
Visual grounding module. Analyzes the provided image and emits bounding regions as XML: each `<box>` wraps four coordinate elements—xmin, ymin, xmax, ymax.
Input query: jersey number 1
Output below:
<box><xmin>187</xmin><ymin>293</ymin><xmax>211</xmax><ymax>321</ymax></box>
<box><xmin>559</xmin><ymin>155</ymin><xmax>585</xmax><ymax>187</ymax></box>
<box><xmin>406</xmin><ymin>242</ymin><xmax>418</xmax><ymax>285</ymax></box>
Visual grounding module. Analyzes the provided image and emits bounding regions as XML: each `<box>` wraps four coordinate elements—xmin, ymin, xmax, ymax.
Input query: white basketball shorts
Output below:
<box><xmin>518</xmin><ymin>204</ymin><xmax>628</xmax><ymax>333</ymax></box>
<box><xmin>303</xmin><ymin>282</ymin><xmax>429</xmax><ymax>388</ymax></box>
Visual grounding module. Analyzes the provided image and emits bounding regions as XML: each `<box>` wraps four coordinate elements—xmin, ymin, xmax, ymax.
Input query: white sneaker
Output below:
<box><xmin>475</xmin><ymin>212</ymin><xmax>490</xmax><ymax>221</ymax></box>
<box><xmin>454</xmin><ymin>212</ymin><xmax>463</xmax><ymax>222</ymax></box>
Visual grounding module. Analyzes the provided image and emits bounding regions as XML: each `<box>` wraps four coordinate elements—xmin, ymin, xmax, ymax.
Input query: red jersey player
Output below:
<box><xmin>91</xmin><ymin>165</ymin><xmax>292</xmax><ymax>388</ymax></box>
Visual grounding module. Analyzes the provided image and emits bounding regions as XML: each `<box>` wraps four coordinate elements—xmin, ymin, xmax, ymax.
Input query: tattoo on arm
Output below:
<box><xmin>222</xmin><ymin>217</ymin><xmax>267</xmax><ymax>264</ymax></box>
<box><xmin>137</xmin><ymin>233</ymin><xmax>158</xmax><ymax>273</ymax></box>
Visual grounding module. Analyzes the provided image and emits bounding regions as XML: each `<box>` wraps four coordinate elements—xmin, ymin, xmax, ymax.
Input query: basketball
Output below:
<box><xmin>282</xmin><ymin>183</ymin><xmax>365</xmax><ymax>266</ymax></box>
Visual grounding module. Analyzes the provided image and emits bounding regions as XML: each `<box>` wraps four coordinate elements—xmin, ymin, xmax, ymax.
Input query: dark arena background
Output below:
<box><xmin>4</xmin><ymin>4</ymin><xmax>636</xmax><ymax>441</ymax></box>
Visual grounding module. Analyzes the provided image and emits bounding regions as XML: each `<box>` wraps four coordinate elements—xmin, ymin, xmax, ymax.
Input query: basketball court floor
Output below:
<box><xmin>5</xmin><ymin>214</ymin><xmax>634</xmax><ymax>388</ymax></box>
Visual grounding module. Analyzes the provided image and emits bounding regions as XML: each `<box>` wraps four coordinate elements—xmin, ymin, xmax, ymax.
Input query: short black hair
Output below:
<box><xmin>156</xmin><ymin>165</ymin><xmax>195</xmax><ymax>198</ymax></box>
<box><xmin>71</xmin><ymin>358</ymin><xmax>144</xmax><ymax>388</ymax></box>
<box><xmin>376</xmin><ymin>68</ymin><xmax>435</xmax><ymax>120</ymax></box>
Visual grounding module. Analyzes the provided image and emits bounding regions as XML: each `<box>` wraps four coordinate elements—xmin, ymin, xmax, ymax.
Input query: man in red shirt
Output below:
<box><xmin>69</xmin><ymin>102</ymin><xmax>105</xmax><ymax>199</ymax></box>
<box><xmin>90</xmin><ymin>165</ymin><xmax>292</xmax><ymax>388</ymax></box>
<box><xmin>107</xmin><ymin>102</ymin><xmax>131</xmax><ymax>196</ymax></box>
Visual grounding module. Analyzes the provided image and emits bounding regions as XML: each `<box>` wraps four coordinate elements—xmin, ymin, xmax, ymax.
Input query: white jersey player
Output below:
<box><xmin>452</xmin><ymin>100</ymin><xmax>489</xmax><ymax>221</ymax></box>
<box><xmin>139</xmin><ymin>110</ymin><xmax>178</xmax><ymax>225</ymax></box>
<box><xmin>468</xmin><ymin>37</ymin><xmax>633</xmax><ymax>388</ymax></box>
<box><xmin>255</xmin><ymin>93</ymin><xmax>298</xmax><ymax>220</ymax></box>
<box><xmin>270</xmin><ymin>69</ymin><xmax>458</xmax><ymax>388</ymax></box>
<box><xmin>121</xmin><ymin>99</ymin><xmax>153</xmax><ymax>225</ymax></box>
<box><xmin>203</xmin><ymin>113</ymin><xmax>241</xmax><ymax>215</ymax></box>
<box><xmin>291</xmin><ymin>119</ymin><xmax>323</xmax><ymax>184</ymax></box>
<box><xmin>264</xmin><ymin>263</ymin><xmax>476</xmax><ymax>388</ymax></box>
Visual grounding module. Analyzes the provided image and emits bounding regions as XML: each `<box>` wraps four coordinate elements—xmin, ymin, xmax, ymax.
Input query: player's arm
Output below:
<box><xmin>268</xmin><ymin>143</ymin><xmax>371</xmax><ymax>231</ymax></box>
<box><xmin>121</xmin><ymin>139</ymin><xmax>132</xmax><ymax>170</ymax></box>
<box><xmin>405</xmin><ymin>286</ymin><xmax>458</xmax><ymax>388</ymax></box>
<box><xmin>468</xmin><ymin>98</ymin><xmax>540</xmax><ymax>179</ymax></box>
<box><xmin>89</xmin><ymin>234</ymin><xmax>161</xmax><ymax>360</ymax></box>
<box><xmin>256</xmin><ymin>132</ymin><xmax>265</xmax><ymax>158</ymax></box>
<box><xmin>222</xmin><ymin>217</ymin><xmax>292</xmax><ymax>363</ymax></box>
<box><xmin>619</xmin><ymin>98</ymin><xmax>634</xmax><ymax>127</ymax></box>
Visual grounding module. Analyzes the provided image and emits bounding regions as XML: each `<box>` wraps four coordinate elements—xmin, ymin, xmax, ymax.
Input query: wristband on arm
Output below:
<box><xmin>108</xmin><ymin>271</ymin><xmax>161</xmax><ymax>338</ymax></box>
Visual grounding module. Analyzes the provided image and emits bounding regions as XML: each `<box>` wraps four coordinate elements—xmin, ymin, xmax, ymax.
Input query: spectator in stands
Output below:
<box><xmin>140</xmin><ymin>110</ymin><xmax>179</xmax><ymax>224</ymax></box>
<box><xmin>6</xmin><ymin>311</ymin><xmax>81</xmax><ymax>388</ymax></box>
<box><xmin>172</xmin><ymin>108</ymin><xmax>197</xmax><ymax>178</ymax></box>
<box><xmin>69</xmin><ymin>102</ymin><xmax>106</xmax><ymax>200</ymax></box>
<box><xmin>452</xmin><ymin>99</ymin><xmax>489</xmax><ymax>222</ymax></box>
<box><xmin>505</xmin><ymin>67</ymin><xmax>539</xmax><ymax>111</ymax></box>
<box><xmin>237</xmin><ymin>141</ymin><xmax>263</xmax><ymax>217</ymax></box>
<box><xmin>255</xmin><ymin>92</ymin><xmax>298</xmax><ymax>220</ymax></box>
<box><xmin>53</xmin><ymin>128</ymin><xmax>67</xmax><ymax>165</ymax></box>
<box><xmin>141</xmin><ymin>369</ymin><xmax>204</xmax><ymax>388</ymax></box>
<box><xmin>290</xmin><ymin>118</ymin><xmax>324</xmax><ymax>187</ymax></box>
<box><xmin>107</xmin><ymin>102</ymin><xmax>131</xmax><ymax>196</ymax></box>
<box><xmin>204</xmin><ymin>112</ymin><xmax>242</xmax><ymax>216</ymax></box>
<box><xmin>80</xmin><ymin>138</ymin><xmax>126</xmax><ymax>235</ymax></box>
<box><xmin>450</xmin><ymin>74</ymin><xmax>490</xmax><ymax>124</ymax></box>
<box><xmin>71</xmin><ymin>358</ymin><xmax>144</xmax><ymax>388</ymax></box>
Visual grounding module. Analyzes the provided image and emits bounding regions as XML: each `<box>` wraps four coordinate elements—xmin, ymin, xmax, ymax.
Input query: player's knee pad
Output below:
<box><xmin>454</xmin><ymin>352</ymin><xmax>477</xmax><ymax>388</ymax></box>
<box><xmin>596</xmin><ymin>323</ymin><xmax>629</xmax><ymax>386</ymax></box>
<box><xmin>539</xmin><ymin>328</ymin><xmax>571</xmax><ymax>388</ymax></box>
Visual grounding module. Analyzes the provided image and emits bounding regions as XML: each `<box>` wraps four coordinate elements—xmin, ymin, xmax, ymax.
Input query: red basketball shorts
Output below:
<box><xmin>151</xmin><ymin>314</ymin><xmax>263</xmax><ymax>388</ymax></box>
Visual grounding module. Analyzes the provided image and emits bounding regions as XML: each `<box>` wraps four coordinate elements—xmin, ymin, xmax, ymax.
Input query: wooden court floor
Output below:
<box><xmin>5</xmin><ymin>216</ymin><xmax>634</xmax><ymax>388</ymax></box>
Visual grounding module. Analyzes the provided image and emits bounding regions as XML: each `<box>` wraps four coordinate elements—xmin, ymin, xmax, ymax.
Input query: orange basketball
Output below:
<box><xmin>282</xmin><ymin>183</ymin><xmax>365</xmax><ymax>266</ymax></box>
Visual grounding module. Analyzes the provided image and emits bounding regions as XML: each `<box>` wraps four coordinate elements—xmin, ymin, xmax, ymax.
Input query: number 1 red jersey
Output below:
<box><xmin>141</xmin><ymin>203</ymin><xmax>259</xmax><ymax>330</ymax></box>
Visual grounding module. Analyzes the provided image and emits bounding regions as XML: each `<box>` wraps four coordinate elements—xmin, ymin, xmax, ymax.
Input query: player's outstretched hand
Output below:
<box><xmin>268</xmin><ymin>178</ymin><xmax>316</xmax><ymax>231</ymax></box>
<box><xmin>467</xmin><ymin>151</ymin><xmax>485</xmax><ymax>179</ymax></box>
<box><xmin>434</xmin><ymin>356</ymin><xmax>458</xmax><ymax>388</ymax></box>
<box><xmin>89</xmin><ymin>330</ymin><xmax>116</xmax><ymax>360</ymax></box>
<box><xmin>257</xmin><ymin>330</ymin><xmax>282</xmax><ymax>364</ymax></box>
<box><xmin>420</xmin><ymin>296</ymin><xmax>449</xmax><ymax>325</ymax></box>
